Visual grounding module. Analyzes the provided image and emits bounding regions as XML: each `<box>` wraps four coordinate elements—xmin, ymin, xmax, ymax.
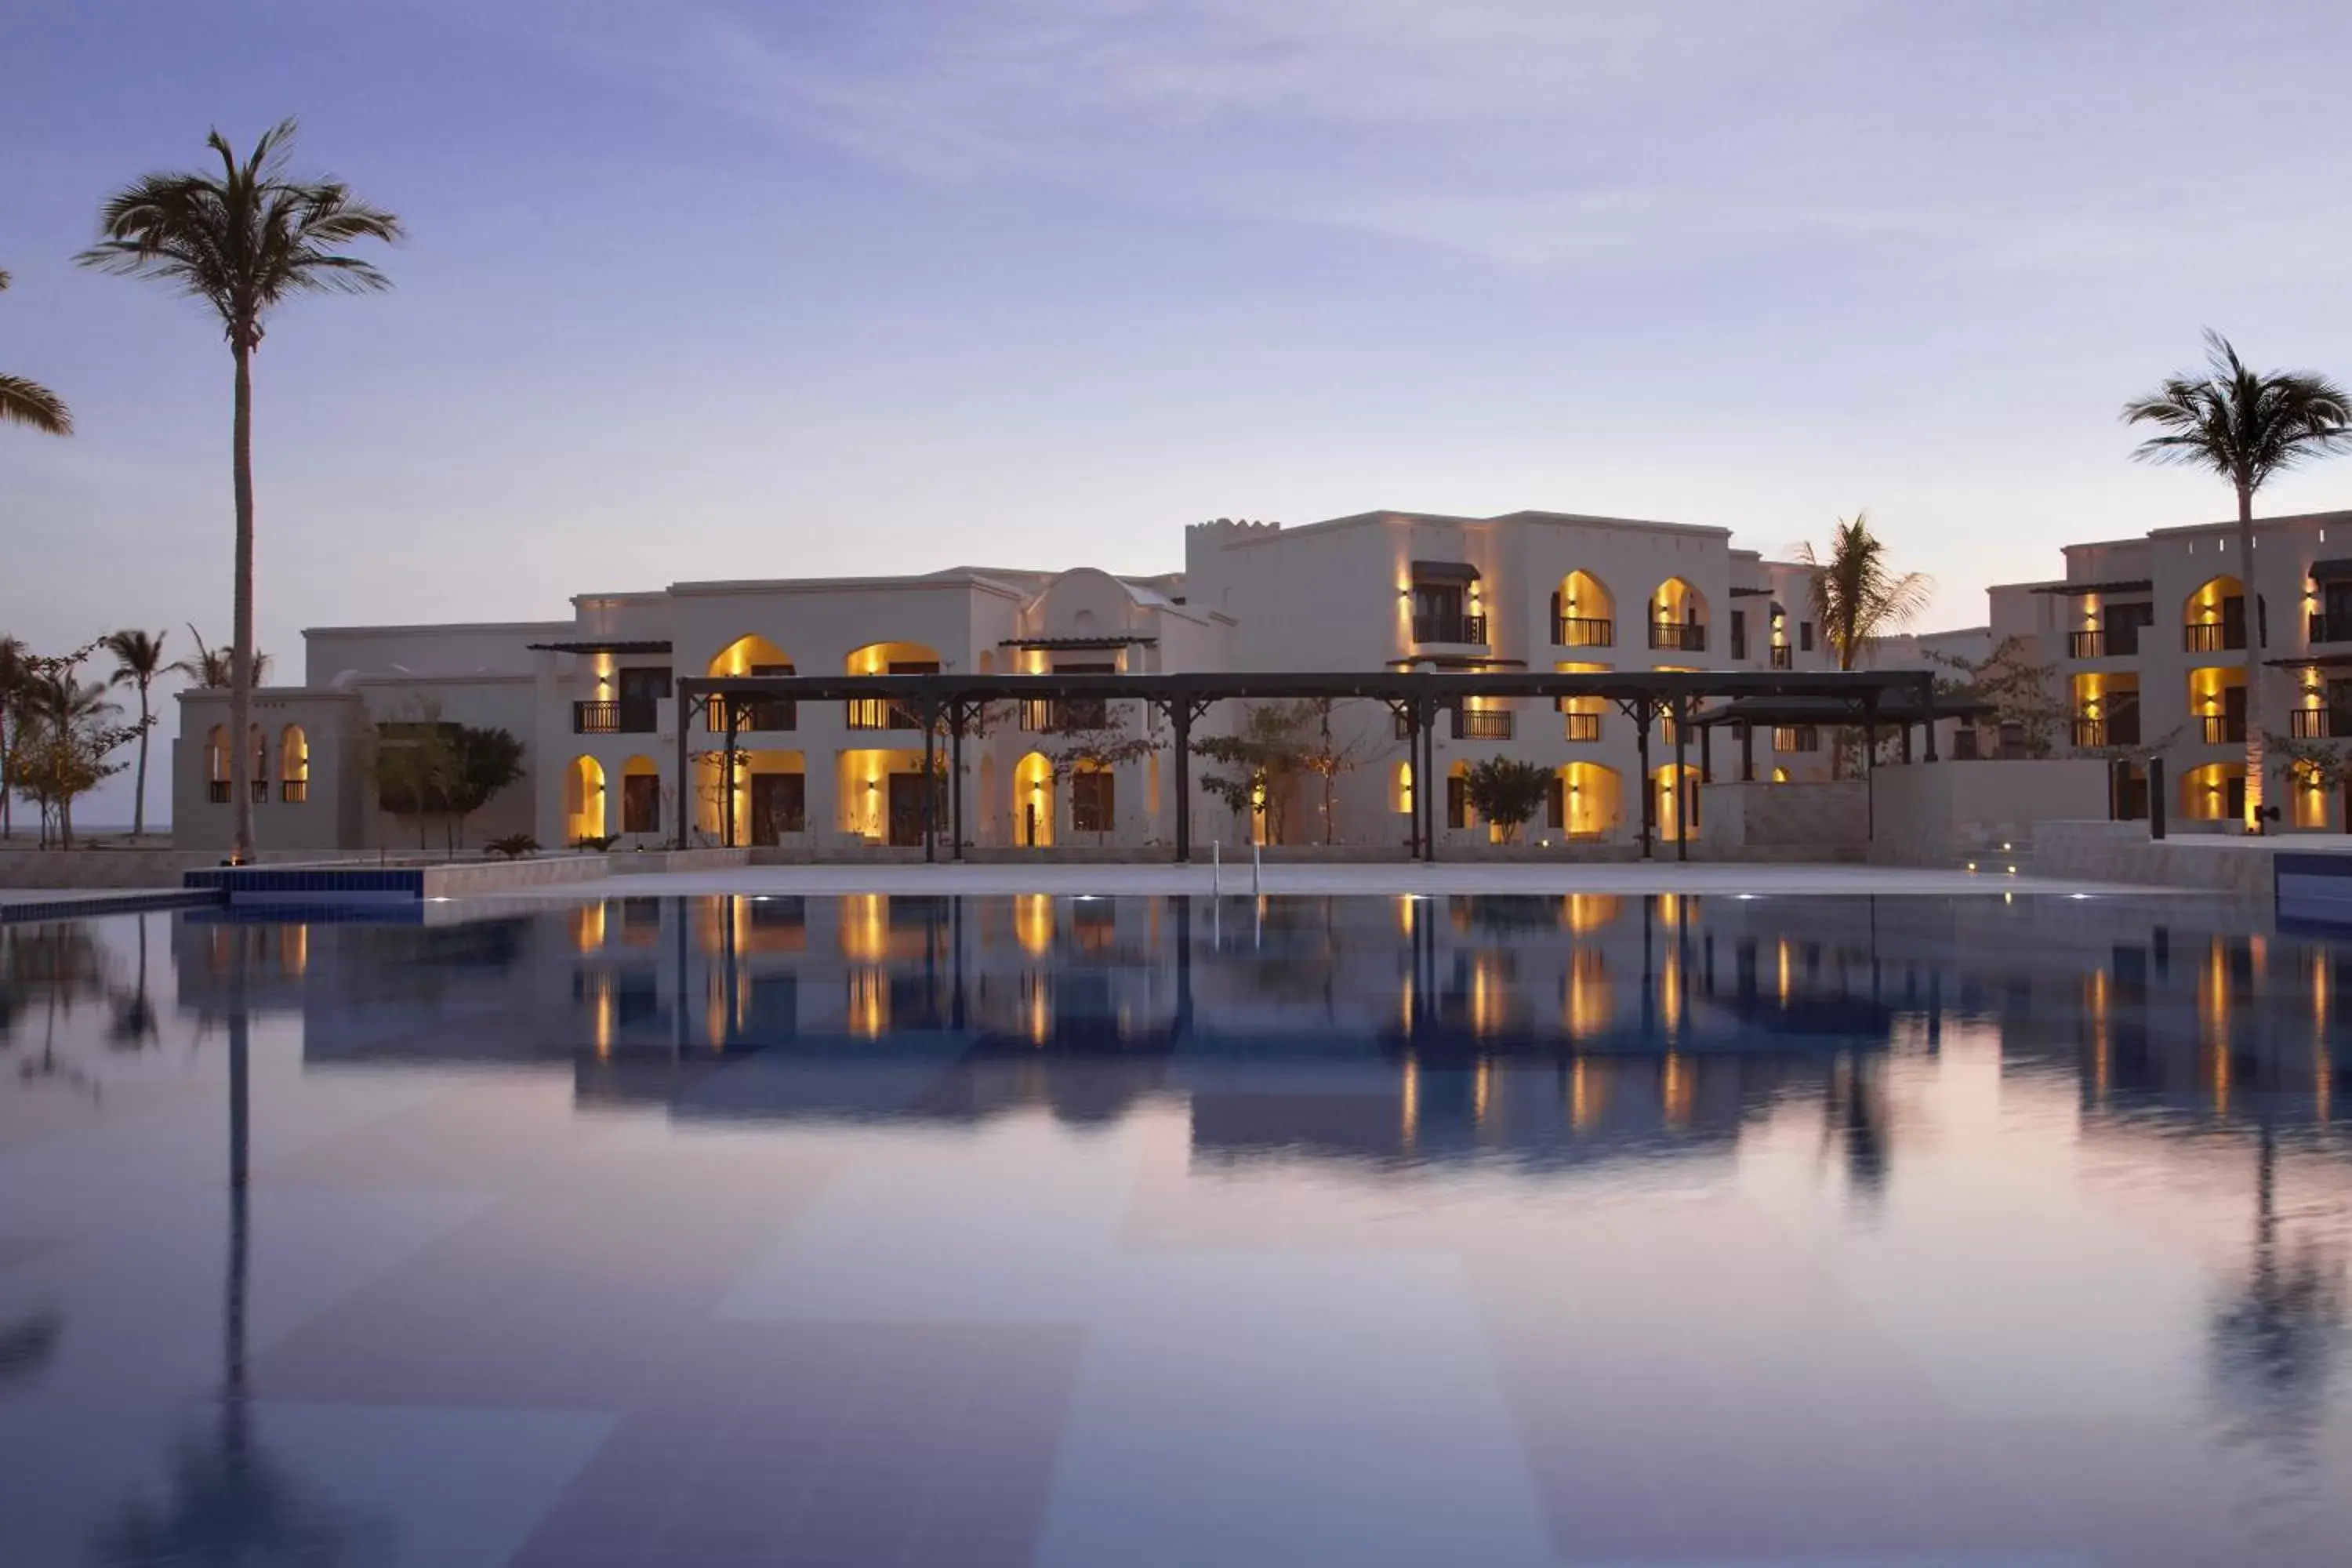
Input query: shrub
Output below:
<box><xmin>486</xmin><ymin>833</ymin><xmax>539</xmax><ymax>860</ymax></box>
<box><xmin>572</xmin><ymin>833</ymin><xmax>619</xmax><ymax>852</ymax></box>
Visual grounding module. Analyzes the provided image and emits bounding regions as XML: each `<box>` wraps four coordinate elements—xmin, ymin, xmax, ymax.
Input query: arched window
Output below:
<box><xmin>2183</xmin><ymin>575</ymin><xmax>2247</xmax><ymax>655</ymax></box>
<box><xmin>1649</xmin><ymin>579</ymin><xmax>1708</xmax><ymax>654</ymax></box>
<box><xmin>706</xmin><ymin>635</ymin><xmax>795</xmax><ymax>731</ymax></box>
<box><xmin>205</xmin><ymin>726</ymin><xmax>230</xmax><ymax>804</ymax></box>
<box><xmin>278</xmin><ymin>724</ymin><xmax>310</xmax><ymax>803</ymax></box>
<box><xmin>1551</xmin><ymin>570</ymin><xmax>1615</xmax><ymax>648</ymax></box>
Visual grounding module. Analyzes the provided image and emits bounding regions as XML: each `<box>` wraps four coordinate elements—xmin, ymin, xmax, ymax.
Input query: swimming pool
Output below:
<box><xmin>3</xmin><ymin>892</ymin><xmax>2348</xmax><ymax>1566</ymax></box>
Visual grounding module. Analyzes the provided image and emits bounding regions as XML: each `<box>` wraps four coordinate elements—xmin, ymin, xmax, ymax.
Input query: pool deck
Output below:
<box><xmin>444</xmin><ymin>862</ymin><xmax>2151</xmax><ymax>901</ymax></box>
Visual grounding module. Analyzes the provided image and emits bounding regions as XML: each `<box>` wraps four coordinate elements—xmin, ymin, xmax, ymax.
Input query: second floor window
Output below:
<box><xmin>1798</xmin><ymin>622</ymin><xmax>1815</xmax><ymax>653</ymax></box>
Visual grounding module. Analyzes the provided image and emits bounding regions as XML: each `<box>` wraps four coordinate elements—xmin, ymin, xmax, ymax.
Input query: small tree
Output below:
<box><xmin>443</xmin><ymin>726</ymin><xmax>525</xmax><ymax>852</ymax></box>
<box><xmin>1461</xmin><ymin>757</ymin><xmax>1550</xmax><ymax>844</ymax></box>
<box><xmin>1929</xmin><ymin>637</ymin><xmax>2067</xmax><ymax>757</ymax></box>
<box><xmin>2266</xmin><ymin>732</ymin><xmax>2352</xmax><ymax>827</ymax></box>
<box><xmin>1192</xmin><ymin>702</ymin><xmax>1317</xmax><ymax>845</ymax></box>
<box><xmin>1295</xmin><ymin>698</ymin><xmax>1392</xmax><ymax>845</ymax></box>
<box><xmin>372</xmin><ymin>702</ymin><xmax>456</xmax><ymax>850</ymax></box>
<box><xmin>7</xmin><ymin>662</ymin><xmax>136</xmax><ymax>848</ymax></box>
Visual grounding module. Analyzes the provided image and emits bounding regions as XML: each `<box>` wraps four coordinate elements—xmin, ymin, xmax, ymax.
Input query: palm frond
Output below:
<box><xmin>76</xmin><ymin>118</ymin><xmax>401</xmax><ymax>343</ymax></box>
<box><xmin>2123</xmin><ymin>331</ymin><xmax>2352</xmax><ymax>493</ymax></box>
<box><xmin>1796</xmin><ymin>512</ymin><xmax>1934</xmax><ymax>669</ymax></box>
<box><xmin>0</xmin><ymin>374</ymin><xmax>72</xmax><ymax>436</ymax></box>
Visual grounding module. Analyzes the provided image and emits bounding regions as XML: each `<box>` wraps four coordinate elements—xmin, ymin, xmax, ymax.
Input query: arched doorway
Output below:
<box><xmin>1014</xmin><ymin>752</ymin><xmax>1054</xmax><ymax>847</ymax></box>
<box><xmin>1552</xmin><ymin>762</ymin><xmax>1621</xmax><ymax>840</ymax></box>
<box><xmin>1653</xmin><ymin>762</ymin><xmax>1701</xmax><ymax>842</ymax></box>
<box><xmin>1650</xmin><ymin>578</ymin><xmax>1708</xmax><ymax>655</ymax></box>
<box><xmin>278</xmin><ymin>724</ymin><xmax>309</xmax><ymax>804</ymax></box>
<box><xmin>565</xmin><ymin>756</ymin><xmax>608</xmax><ymax>844</ymax></box>
<box><xmin>2180</xmin><ymin>761</ymin><xmax>2245</xmax><ymax>824</ymax></box>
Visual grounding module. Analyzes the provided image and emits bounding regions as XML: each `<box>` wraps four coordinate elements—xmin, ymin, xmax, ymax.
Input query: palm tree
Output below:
<box><xmin>2125</xmin><ymin>332</ymin><xmax>2352</xmax><ymax>831</ymax></box>
<box><xmin>1794</xmin><ymin>512</ymin><xmax>1935</xmax><ymax>670</ymax></box>
<box><xmin>170</xmin><ymin>625</ymin><xmax>269</xmax><ymax>690</ymax></box>
<box><xmin>1794</xmin><ymin>514</ymin><xmax>1933</xmax><ymax>779</ymax></box>
<box><xmin>0</xmin><ymin>634</ymin><xmax>24</xmax><ymax>840</ymax></box>
<box><xmin>78</xmin><ymin>120</ymin><xmax>401</xmax><ymax>862</ymax></box>
<box><xmin>102</xmin><ymin>630</ymin><xmax>168</xmax><ymax>840</ymax></box>
<box><xmin>0</xmin><ymin>270</ymin><xmax>71</xmax><ymax>436</ymax></box>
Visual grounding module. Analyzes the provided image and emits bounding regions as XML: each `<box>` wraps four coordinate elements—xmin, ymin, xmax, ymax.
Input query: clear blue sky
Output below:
<box><xmin>7</xmin><ymin>0</ymin><xmax>2352</xmax><ymax>825</ymax></box>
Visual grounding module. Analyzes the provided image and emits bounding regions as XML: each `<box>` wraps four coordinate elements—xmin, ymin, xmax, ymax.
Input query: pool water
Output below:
<box><xmin>3</xmin><ymin>892</ymin><xmax>2350</xmax><ymax>1566</ymax></box>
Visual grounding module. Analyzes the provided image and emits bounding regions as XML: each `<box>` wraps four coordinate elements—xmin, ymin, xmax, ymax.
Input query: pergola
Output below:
<box><xmin>673</xmin><ymin>668</ymin><xmax>1940</xmax><ymax>863</ymax></box>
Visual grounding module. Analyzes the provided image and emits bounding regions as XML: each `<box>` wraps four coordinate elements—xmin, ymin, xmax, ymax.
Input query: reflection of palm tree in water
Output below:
<box><xmin>92</xmin><ymin>985</ymin><xmax>389</xmax><ymax>1566</ymax></box>
<box><xmin>2209</xmin><ymin>1126</ymin><xmax>2347</xmax><ymax>1464</ymax></box>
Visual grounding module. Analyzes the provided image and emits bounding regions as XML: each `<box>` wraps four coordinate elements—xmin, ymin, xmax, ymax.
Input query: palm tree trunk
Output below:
<box><xmin>132</xmin><ymin>682</ymin><xmax>151</xmax><ymax>840</ymax></box>
<box><xmin>2239</xmin><ymin>483</ymin><xmax>2265</xmax><ymax>833</ymax></box>
<box><xmin>0</xmin><ymin>699</ymin><xmax>11</xmax><ymax>840</ymax></box>
<box><xmin>229</xmin><ymin>341</ymin><xmax>256</xmax><ymax>864</ymax></box>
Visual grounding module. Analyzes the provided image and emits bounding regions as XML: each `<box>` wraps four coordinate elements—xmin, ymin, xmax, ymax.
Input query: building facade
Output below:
<box><xmin>1987</xmin><ymin>506</ymin><xmax>2352</xmax><ymax>829</ymax></box>
<box><xmin>172</xmin><ymin>508</ymin><xmax>1959</xmax><ymax>856</ymax></box>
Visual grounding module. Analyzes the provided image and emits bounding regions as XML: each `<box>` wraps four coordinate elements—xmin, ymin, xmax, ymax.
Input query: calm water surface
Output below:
<box><xmin>2</xmin><ymin>892</ymin><xmax>2350</xmax><ymax>1566</ymax></box>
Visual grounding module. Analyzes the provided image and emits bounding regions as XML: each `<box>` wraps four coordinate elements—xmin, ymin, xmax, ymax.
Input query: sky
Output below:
<box><xmin>7</xmin><ymin>0</ymin><xmax>2352</xmax><ymax>826</ymax></box>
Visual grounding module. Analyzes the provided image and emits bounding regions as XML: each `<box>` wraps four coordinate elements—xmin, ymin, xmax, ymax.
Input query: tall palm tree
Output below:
<box><xmin>78</xmin><ymin>120</ymin><xmax>401</xmax><ymax>862</ymax></box>
<box><xmin>1793</xmin><ymin>512</ymin><xmax>1936</xmax><ymax>670</ymax></box>
<box><xmin>103</xmin><ymin>629</ymin><xmax>169</xmax><ymax>840</ymax></box>
<box><xmin>172</xmin><ymin>626</ymin><xmax>270</xmax><ymax>689</ymax></box>
<box><xmin>0</xmin><ymin>270</ymin><xmax>71</xmax><ymax>436</ymax></box>
<box><xmin>0</xmin><ymin>634</ymin><xmax>24</xmax><ymax>840</ymax></box>
<box><xmin>2125</xmin><ymin>332</ymin><xmax>2352</xmax><ymax>831</ymax></box>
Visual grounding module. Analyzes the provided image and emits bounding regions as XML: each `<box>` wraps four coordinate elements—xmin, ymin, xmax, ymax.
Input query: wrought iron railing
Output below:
<box><xmin>574</xmin><ymin>700</ymin><xmax>658</xmax><ymax>735</ymax></box>
<box><xmin>1563</xmin><ymin>711</ymin><xmax>1602</xmax><ymax>742</ymax></box>
<box><xmin>708</xmin><ymin>697</ymin><xmax>796</xmax><ymax>733</ymax></box>
<box><xmin>2183</xmin><ymin>622</ymin><xmax>2244</xmax><ymax>653</ymax></box>
<box><xmin>1768</xmin><ymin>644</ymin><xmax>1792</xmax><ymax>669</ymax></box>
<box><xmin>2201</xmin><ymin>713</ymin><xmax>2247</xmax><ymax>744</ymax></box>
<box><xmin>2291</xmin><ymin>707</ymin><xmax>2349</xmax><ymax>739</ymax></box>
<box><xmin>279</xmin><ymin>779</ymin><xmax>308</xmax><ymax>804</ymax></box>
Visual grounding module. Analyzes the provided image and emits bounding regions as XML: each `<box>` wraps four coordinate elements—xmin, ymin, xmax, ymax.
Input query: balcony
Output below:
<box><xmin>279</xmin><ymin>779</ymin><xmax>308</xmax><ymax>804</ymax></box>
<box><xmin>1018</xmin><ymin>697</ymin><xmax>1110</xmax><ymax>733</ymax></box>
<box><xmin>1413</xmin><ymin>612</ymin><xmax>1487</xmax><ymax>645</ymax></box>
<box><xmin>1553</xmin><ymin>615</ymin><xmax>1613</xmax><ymax>648</ymax></box>
<box><xmin>1454</xmin><ymin>709</ymin><xmax>1514</xmax><ymax>741</ymax></box>
<box><xmin>1771</xmin><ymin>725</ymin><xmax>1821</xmax><ymax>753</ymax></box>
<box><xmin>707</xmin><ymin>696</ymin><xmax>796</xmax><ymax>733</ymax></box>
<box><xmin>2312</xmin><ymin>613</ymin><xmax>2352</xmax><ymax>645</ymax></box>
<box><xmin>2201</xmin><ymin>714</ymin><xmax>2248</xmax><ymax>745</ymax></box>
<box><xmin>846</xmin><ymin>698</ymin><xmax>922</xmax><ymax>731</ymax></box>
<box><xmin>574</xmin><ymin>700</ymin><xmax>656</xmax><ymax>735</ymax></box>
<box><xmin>207</xmin><ymin>780</ymin><xmax>230</xmax><ymax>804</ymax></box>
<box><xmin>2183</xmin><ymin>622</ymin><xmax>2245</xmax><ymax>654</ymax></box>
<box><xmin>1768</xmin><ymin>644</ymin><xmax>1792</xmax><ymax>670</ymax></box>
<box><xmin>2071</xmin><ymin>716</ymin><xmax>2140</xmax><ymax>747</ymax></box>
<box><xmin>2291</xmin><ymin>707</ymin><xmax>2350</xmax><ymax>739</ymax></box>
<box><xmin>1650</xmin><ymin>622</ymin><xmax>1708</xmax><ymax>653</ymax></box>
<box><xmin>1563</xmin><ymin>711</ymin><xmax>1602</xmax><ymax>742</ymax></box>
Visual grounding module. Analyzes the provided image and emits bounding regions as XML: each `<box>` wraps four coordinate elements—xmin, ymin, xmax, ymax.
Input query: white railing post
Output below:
<box><xmin>1212</xmin><ymin>839</ymin><xmax>1221</xmax><ymax>896</ymax></box>
<box><xmin>1252</xmin><ymin>840</ymin><xmax>1262</xmax><ymax>896</ymax></box>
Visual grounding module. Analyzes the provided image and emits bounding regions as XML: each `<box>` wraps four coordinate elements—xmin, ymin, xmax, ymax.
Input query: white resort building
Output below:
<box><xmin>172</xmin><ymin>507</ymin><xmax>1996</xmax><ymax>858</ymax></box>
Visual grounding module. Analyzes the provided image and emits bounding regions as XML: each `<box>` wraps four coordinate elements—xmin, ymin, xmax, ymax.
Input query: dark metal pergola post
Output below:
<box><xmin>671</xmin><ymin>689</ymin><xmax>693</xmax><ymax>851</ymax></box>
<box><xmin>1421</xmin><ymin>697</ymin><xmax>1439</xmax><ymax>863</ymax></box>
<box><xmin>919</xmin><ymin>699</ymin><xmax>938</xmax><ymax>863</ymax></box>
<box><xmin>1740</xmin><ymin>719</ymin><xmax>1755</xmax><ymax>782</ymax></box>
<box><xmin>1862</xmin><ymin>691</ymin><xmax>1880</xmax><ymax>842</ymax></box>
<box><xmin>1170</xmin><ymin>699</ymin><xmax>1194</xmax><ymax>862</ymax></box>
<box><xmin>1635</xmin><ymin>699</ymin><xmax>1654</xmax><ymax>860</ymax></box>
<box><xmin>949</xmin><ymin>701</ymin><xmax>966</xmax><ymax>861</ymax></box>
<box><xmin>1920</xmin><ymin>673</ymin><xmax>1940</xmax><ymax>762</ymax></box>
<box><xmin>1673</xmin><ymin>696</ymin><xmax>1690</xmax><ymax>862</ymax></box>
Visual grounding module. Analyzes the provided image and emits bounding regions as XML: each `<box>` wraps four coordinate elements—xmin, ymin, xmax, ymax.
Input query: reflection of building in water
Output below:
<box><xmin>170</xmin><ymin>891</ymin><xmax>2350</xmax><ymax>1167</ymax></box>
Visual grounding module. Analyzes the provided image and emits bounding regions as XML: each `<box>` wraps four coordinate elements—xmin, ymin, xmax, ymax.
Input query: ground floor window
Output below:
<box><xmin>1071</xmin><ymin>770</ymin><xmax>1114</xmax><ymax>833</ymax></box>
<box><xmin>1446</xmin><ymin>774</ymin><xmax>1468</xmax><ymax>830</ymax></box>
<box><xmin>622</xmin><ymin>774</ymin><xmax>662</xmax><ymax>834</ymax></box>
<box><xmin>750</xmin><ymin>773</ymin><xmax>805</xmax><ymax>842</ymax></box>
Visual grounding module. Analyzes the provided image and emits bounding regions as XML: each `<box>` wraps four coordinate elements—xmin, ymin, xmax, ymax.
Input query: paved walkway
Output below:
<box><xmin>468</xmin><ymin>862</ymin><xmax>2151</xmax><ymax>901</ymax></box>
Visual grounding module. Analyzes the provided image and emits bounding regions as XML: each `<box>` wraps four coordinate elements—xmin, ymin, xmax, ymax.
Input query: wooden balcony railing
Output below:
<box><xmin>1650</xmin><ymin>621</ymin><xmax>1708</xmax><ymax>652</ymax></box>
<box><xmin>279</xmin><ymin>779</ymin><xmax>308</xmax><ymax>804</ymax></box>
<box><xmin>707</xmin><ymin>697</ymin><xmax>797</xmax><ymax>733</ymax></box>
<box><xmin>2201</xmin><ymin>713</ymin><xmax>2248</xmax><ymax>744</ymax></box>
<box><xmin>2291</xmin><ymin>707</ymin><xmax>2350</xmax><ymax>739</ymax></box>
<box><xmin>846</xmin><ymin>698</ymin><xmax>922</xmax><ymax>731</ymax></box>
<box><xmin>1413</xmin><ymin>612</ymin><xmax>1488</xmax><ymax>645</ymax></box>
<box><xmin>2183</xmin><ymin>622</ymin><xmax>2245</xmax><ymax>654</ymax></box>
<box><xmin>2311</xmin><ymin>613</ymin><xmax>2352</xmax><ymax>645</ymax></box>
<box><xmin>1768</xmin><ymin>644</ymin><xmax>1792</xmax><ymax>670</ymax></box>
<box><xmin>574</xmin><ymin>700</ymin><xmax>657</xmax><ymax>735</ymax></box>
<box><xmin>1552</xmin><ymin>615</ymin><xmax>1613</xmax><ymax>648</ymax></box>
<box><xmin>1454</xmin><ymin>709</ymin><xmax>1514</xmax><ymax>741</ymax></box>
<box><xmin>207</xmin><ymin>780</ymin><xmax>230</xmax><ymax>804</ymax></box>
<box><xmin>1563</xmin><ymin>711</ymin><xmax>1602</xmax><ymax>742</ymax></box>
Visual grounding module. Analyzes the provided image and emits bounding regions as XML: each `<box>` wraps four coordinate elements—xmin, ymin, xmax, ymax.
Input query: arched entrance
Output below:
<box><xmin>1014</xmin><ymin>752</ymin><xmax>1054</xmax><ymax>847</ymax></box>
<box><xmin>565</xmin><ymin>756</ymin><xmax>608</xmax><ymax>844</ymax></box>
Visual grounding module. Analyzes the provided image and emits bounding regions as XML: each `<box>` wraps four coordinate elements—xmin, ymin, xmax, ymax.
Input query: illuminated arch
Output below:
<box><xmin>564</xmin><ymin>755</ymin><xmax>608</xmax><ymax>843</ymax></box>
<box><xmin>1556</xmin><ymin>762</ymin><xmax>1621</xmax><ymax>839</ymax></box>
<box><xmin>1552</xmin><ymin>570</ymin><xmax>1615</xmax><ymax>647</ymax></box>
<box><xmin>1013</xmin><ymin>751</ymin><xmax>1054</xmax><ymax>847</ymax></box>
<box><xmin>2180</xmin><ymin>760</ymin><xmax>2245</xmax><ymax>823</ymax></box>
<box><xmin>278</xmin><ymin>724</ymin><xmax>309</xmax><ymax>804</ymax></box>
<box><xmin>1652</xmin><ymin>761</ymin><xmax>1703</xmax><ymax>842</ymax></box>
